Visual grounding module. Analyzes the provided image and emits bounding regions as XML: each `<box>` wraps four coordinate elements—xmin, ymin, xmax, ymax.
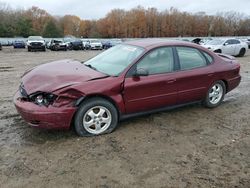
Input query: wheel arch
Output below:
<box><xmin>74</xmin><ymin>94</ymin><xmax>122</xmax><ymax>117</ymax></box>
<box><xmin>70</xmin><ymin>94</ymin><xmax>122</xmax><ymax>132</ymax></box>
<box><xmin>214</xmin><ymin>49</ymin><xmax>222</xmax><ymax>53</ymax></box>
<box><xmin>221</xmin><ymin>79</ymin><xmax>229</xmax><ymax>93</ymax></box>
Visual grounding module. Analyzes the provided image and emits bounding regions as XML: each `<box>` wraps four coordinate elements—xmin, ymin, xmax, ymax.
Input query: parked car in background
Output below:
<box><xmin>27</xmin><ymin>36</ymin><xmax>46</xmax><ymax>52</ymax></box>
<box><xmin>102</xmin><ymin>40</ymin><xmax>113</xmax><ymax>49</ymax></box>
<box><xmin>50</xmin><ymin>39</ymin><xmax>67</xmax><ymax>51</ymax></box>
<box><xmin>202</xmin><ymin>38</ymin><xmax>248</xmax><ymax>57</ymax></box>
<box><xmin>13</xmin><ymin>40</ymin><xmax>26</xmax><ymax>48</ymax></box>
<box><xmin>192</xmin><ymin>38</ymin><xmax>202</xmax><ymax>44</ymax></box>
<box><xmin>0</xmin><ymin>40</ymin><xmax>13</xmax><ymax>46</ymax></box>
<box><xmin>239</xmin><ymin>38</ymin><xmax>250</xmax><ymax>49</ymax></box>
<box><xmin>85</xmin><ymin>39</ymin><xmax>102</xmax><ymax>50</ymax></box>
<box><xmin>102</xmin><ymin>39</ymin><xmax>123</xmax><ymax>49</ymax></box>
<box><xmin>81</xmin><ymin>39</ymin><xmax>89</xmax><ymax>49</ymax></box>
<box><xmin>68</xmin><ymin>40</ymin><xmax>84</xmax><ymax>50</ymax></box>
<box><xmin>199</xmin><ymin>38</ymin><xmax>213</xmax><ymax>45</ymax></box>
<box><xmin>246</xmin><ymin>39</ymin><xmax>250</xmax><ymax>49</ymax></box>
<box><xmin>46</xmin><ymin>41</ymin><xmax>51</xmax><ymax>49</ymax></box>
<box><xmin>14</xmin><ymin>39</ymin><xmax>241</xmax><ymax>136</ymax></box>
<box><xmin>111</xmin><ymin>39</ymin><xmax>123</xmax><ymax>46</ymax></box>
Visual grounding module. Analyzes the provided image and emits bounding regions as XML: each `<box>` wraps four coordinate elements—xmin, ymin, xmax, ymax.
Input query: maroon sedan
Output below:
<box><xmin>14</xmin><ymin>39</ymin><xmax>241</xmax><ymax>136</ymax></box>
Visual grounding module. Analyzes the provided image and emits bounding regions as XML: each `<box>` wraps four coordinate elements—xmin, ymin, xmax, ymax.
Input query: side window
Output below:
<box><xmin>234</xmin><ymin>40</ymin><xmax>240</xmax><ymax>44</ymax></box>
<box><xmin>176</xmin><ymin>47</ymin><xmax>207</xmax><ymax>70</ymax></box>
<box><xmin>226</xmin><ymin>40</ymin><xmax>234</xmax><ymax>45</ymax></box>
<box><xmin>202</xmin><ymin>51</ymin><xmax>213</xmax><ymax>64</ymax></box>
<box><xmin>137</xmin><ymin>47</ymin><xmax>174</xmax><ymax>75</ymax></box>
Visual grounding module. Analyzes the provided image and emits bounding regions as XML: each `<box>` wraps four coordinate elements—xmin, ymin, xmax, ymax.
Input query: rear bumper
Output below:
<box><xmin>227</xmin><ymin>75</ymin><xmax>241</xmax><ymax>92</ymax></box>
<box><xmin>13</xmin><ymin>91</ymin><xmax>76</xmax><ymax>129</ymax></box>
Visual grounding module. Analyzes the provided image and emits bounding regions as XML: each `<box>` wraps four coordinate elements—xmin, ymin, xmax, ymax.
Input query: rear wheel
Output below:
<box><xmin>238</xmin><ymin>48</ymin><xmax>246</xmax><ymax>57</ymax></box>
<box><xmin>74</xmin><ymin>98</ymin><xmax>118</xmax><ymax>136</ymax></box>
<box><xmin>203</xmin><ymin>81</ymin><xmax>226</xmax><ymax>108</ymax></box>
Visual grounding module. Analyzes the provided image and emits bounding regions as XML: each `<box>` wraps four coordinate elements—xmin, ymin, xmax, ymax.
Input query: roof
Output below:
<box><xmin>124</xmin><ymin>38</ymin><xmax>198</xmax><ymax>49</ymax></box>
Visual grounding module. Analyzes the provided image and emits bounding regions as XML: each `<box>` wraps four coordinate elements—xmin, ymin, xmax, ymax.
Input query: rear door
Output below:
<box><xmin>123</xmin><ymin>47</ymin><xmax>177</xmax><ymax>114</ymax></box>
<box><xmin>223</xmin><ymin>39</ymin><xmax>236</xmax><ymax>55</ymax></box>
<box><xmin>174</xmin><ymin>47</ymin><xmax>215</xmax><ymax>104</ymax></box>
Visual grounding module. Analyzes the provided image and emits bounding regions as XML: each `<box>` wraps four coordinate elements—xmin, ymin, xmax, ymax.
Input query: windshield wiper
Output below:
<box><xmin>84</xmin><ymin>64</ymin><xmax>97</xmax><ymax>71</ymax></box>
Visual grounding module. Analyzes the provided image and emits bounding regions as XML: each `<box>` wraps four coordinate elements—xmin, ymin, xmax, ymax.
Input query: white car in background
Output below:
<box><xmin>27</xmin><ymin>36</ymin><xmax>46</xmax><ymax>52</ymax></box>
<box><xmin>85</xmin><ymin>39</ymin><xmax>103</xmax><ymax>50</ymax></box>
<box><xmin>202</xmin><ymin>38</ymin><xmax>248</xmax><ymax>57</ymax></box>
<box><xmin>81</xmin><ymin>39</ymin><xmax>89</xmax><ymax>49</ymax></box>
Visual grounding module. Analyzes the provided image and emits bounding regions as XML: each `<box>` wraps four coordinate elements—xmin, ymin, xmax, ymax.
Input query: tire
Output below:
<box><xmin>28</xmin><ymin>47</ymin><xmax>31</xmax><ymax>52</ymax></box>
<box><xmin>203</xmin><ymin>81</ymin><xmax>226</xmax><ymax>108</ymax></box>
<box><xmin>238</xmin><ymin>48</ymin><xmax>246</xmax><ymax>57</ymax></box>
<box><xmin>74</xmin><ymin>97</ymin><xmax>118</xmax><ymax>136</ymax></box>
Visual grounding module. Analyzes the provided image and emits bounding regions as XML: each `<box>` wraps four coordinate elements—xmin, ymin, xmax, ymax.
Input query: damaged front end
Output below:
<box><xmin>14</xmin><ymin>83</ymin><xmax>81</xmax><ymax>129</ymax></box>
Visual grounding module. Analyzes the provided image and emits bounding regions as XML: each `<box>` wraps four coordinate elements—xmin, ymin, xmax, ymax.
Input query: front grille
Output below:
<box><xmin>19</xmin><ymin>84</ymin><xmax>28</xmax><ymax>98</ymax></box>
<box><xmin>30</xmin><ymin>42</ymin><xmax>43</xmax><ymax>47</ymax></box>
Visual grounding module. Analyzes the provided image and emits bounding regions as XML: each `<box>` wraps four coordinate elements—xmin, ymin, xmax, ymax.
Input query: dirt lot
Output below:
<box><xmin>0</xmin><ymin>46</ymin><xmax>250</xmax><ymax>188</ymax></box>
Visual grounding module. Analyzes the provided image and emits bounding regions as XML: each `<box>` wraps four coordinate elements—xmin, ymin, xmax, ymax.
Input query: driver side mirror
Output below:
<box><xmin>133</xmin><ymin>68</ymin><xmax>149</xmax><ymax>77</ymax></box>
<box><xmin>224</xmin><ymin>42</ymin><xmax>228</xmax><ymax>46</ymax></box>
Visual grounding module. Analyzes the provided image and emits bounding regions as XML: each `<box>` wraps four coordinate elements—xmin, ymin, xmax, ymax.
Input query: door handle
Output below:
<box><xmin>167</xmin><ymin>79</ymin><xmax>176</xmax><ymax>84</ymax></box>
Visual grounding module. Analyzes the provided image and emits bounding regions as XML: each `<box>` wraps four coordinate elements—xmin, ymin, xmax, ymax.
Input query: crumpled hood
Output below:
<box><xmin>22</xmin><ymin>59</ymin><xmax>107</xmax><ymax>94</ymax></box>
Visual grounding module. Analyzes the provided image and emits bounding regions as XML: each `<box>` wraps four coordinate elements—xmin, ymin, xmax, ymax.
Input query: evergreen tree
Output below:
<box><xmin>43</xmin><ymin>19</ymin><xmax>63</xmax><ymax>37</ymax></box>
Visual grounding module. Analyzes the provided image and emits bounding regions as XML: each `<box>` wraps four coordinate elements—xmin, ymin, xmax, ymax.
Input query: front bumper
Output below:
<box><xmin>14</xmin><ymin>91</ymin><xmax>76</xmax><ymax>129</ymax></box>
<box><xmin>28</xmin><ymin>45</ymin><xmax>45</xmax><ymax>50</ymax></box>
<box><xmin>91</xmin><ymin>46</ymin><xmax>102</xmax><ymax>49</ymax></box>
<box><xmin>14</xmin><ymin>44</ymin><xmax>25</xmax><ymax>48</ymax></box>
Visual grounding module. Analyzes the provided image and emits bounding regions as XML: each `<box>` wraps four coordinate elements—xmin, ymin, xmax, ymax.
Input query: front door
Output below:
<box><xmin>123</xmin><ymin>47</ymin><xmax>177</xmax><ymax>114</ymax></box>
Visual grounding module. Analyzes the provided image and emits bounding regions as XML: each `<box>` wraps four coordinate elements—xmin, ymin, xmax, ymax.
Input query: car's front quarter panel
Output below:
<box><xmin>60</xmin><ymin>76</ymin><xmax>126</xmax><ymax>114</ymax></box>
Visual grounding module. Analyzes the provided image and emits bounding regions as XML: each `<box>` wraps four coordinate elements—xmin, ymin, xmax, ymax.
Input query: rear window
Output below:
<box><xmin>202</xmin><ymin>51</ymin><xmax>213</xmax><ymax>64</ymax></box>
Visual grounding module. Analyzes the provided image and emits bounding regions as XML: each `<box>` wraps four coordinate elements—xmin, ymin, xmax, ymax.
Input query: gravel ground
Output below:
<box><xmin>0</xmin><ymin>46</ymin><xmax>250</xmax><ymax>188</ymax></box>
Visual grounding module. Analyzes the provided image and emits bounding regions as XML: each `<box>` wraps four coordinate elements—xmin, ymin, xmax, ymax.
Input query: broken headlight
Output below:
<box><xmin>30</xmin><ymin>92</ymin><xmax>57</xmax><ymax>106</ymax></box>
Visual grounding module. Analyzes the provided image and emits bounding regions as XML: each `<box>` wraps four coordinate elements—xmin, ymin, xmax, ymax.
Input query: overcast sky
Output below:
<box><xmin>2</xmin><ymin>0</ymin><xmax>250</xmax><ymax>19</ymax></box>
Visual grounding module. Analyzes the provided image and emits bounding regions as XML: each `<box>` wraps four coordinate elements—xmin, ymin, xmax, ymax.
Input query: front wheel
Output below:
<box><xmin>203</xmin><ymin>81</ymin><xmax>226</xmax><ymax>108</ymax></box>
<box><xmin>74</xmin><ymin>98</ymin><xmax>118</xmax><ymax>136</ymax></box>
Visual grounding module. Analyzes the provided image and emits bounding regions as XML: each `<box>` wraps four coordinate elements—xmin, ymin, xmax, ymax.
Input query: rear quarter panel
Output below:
<box><xmin>212</xmin><ymin>54</ymin><xmax>241</xmax><ymax>92</ymax></box>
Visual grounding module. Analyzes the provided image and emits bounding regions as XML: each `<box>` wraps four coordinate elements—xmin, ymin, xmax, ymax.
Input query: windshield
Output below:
<box><xmin>206</xmin><ymin>39</ymin><xmax>224</xmax><ymax>45</ymax></box>
<box><xmin>84</xmin><ymin>44</ymin><xmax>144</xmax><ymax>76</ymax></box>
<box><xmin>28</xmin><ymin>36</ymin><xmax>43</xmax><ymax>41</ymax></box>
<box><xmin>90</xmin><ymin>40</ymin><xmax>100</xmax><ymax>43</ymax></box>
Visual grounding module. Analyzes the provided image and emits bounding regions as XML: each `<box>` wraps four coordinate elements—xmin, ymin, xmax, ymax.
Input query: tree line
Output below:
<box><xmin>0</xmin><ymin>3</ymin><xmax>250</xmax><ymax>38</ymax></box>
